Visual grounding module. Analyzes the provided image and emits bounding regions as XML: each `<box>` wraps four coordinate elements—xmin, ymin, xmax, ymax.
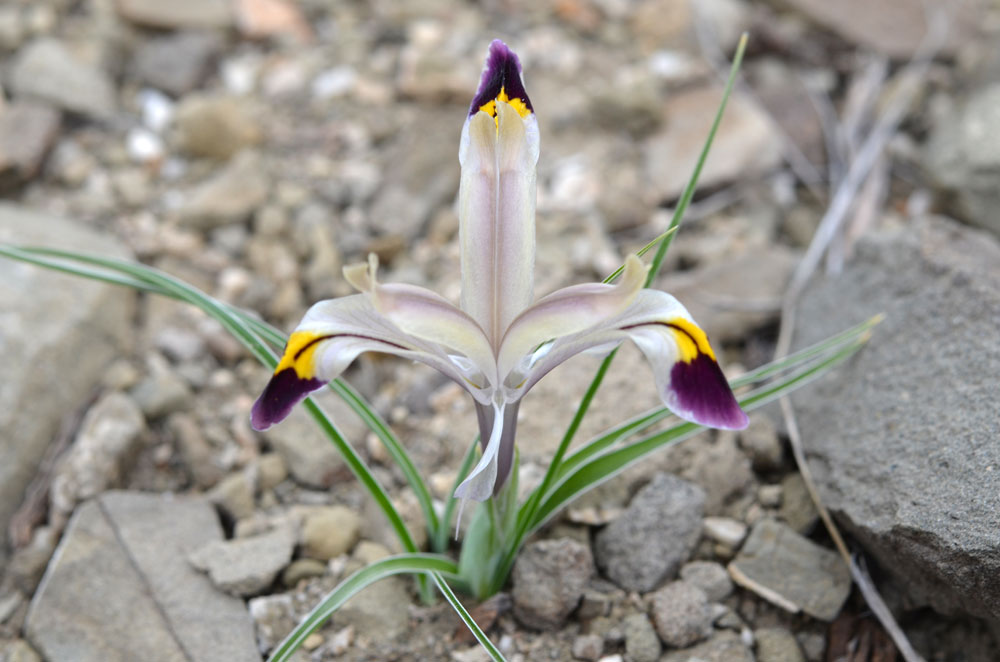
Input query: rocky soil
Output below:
<box><xmin>1</xmin><ymin>0</ymin><xmax>999</xmax><ymax>661</ymax></box>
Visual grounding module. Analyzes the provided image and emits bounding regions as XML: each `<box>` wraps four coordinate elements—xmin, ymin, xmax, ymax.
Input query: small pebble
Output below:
<box><xmin>571</xmin><ymin>633</ymin><xmax>603</xmax><ymax>661</ymax></box>
<box><xmin>703</xmin><ymin>516</ymin><xmax>748</xmax><ymax>548</ymax></box>
<box><xmin>758</xmin><ymin>484</ymin><xmax>783</xmax><ymax>508</ymax></box>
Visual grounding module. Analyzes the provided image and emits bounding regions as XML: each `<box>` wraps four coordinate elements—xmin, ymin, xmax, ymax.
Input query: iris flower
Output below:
<box><xmin>251</xmin><ymin>40</ymin><xmax>748</xmax><ymax>503</ymax></box>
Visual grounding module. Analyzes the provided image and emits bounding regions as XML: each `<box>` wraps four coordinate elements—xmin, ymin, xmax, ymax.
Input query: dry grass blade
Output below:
<box><xmin>772</xmin><ymin>7</ymin><xmax>951</xmax><ymax>662</ymax></box>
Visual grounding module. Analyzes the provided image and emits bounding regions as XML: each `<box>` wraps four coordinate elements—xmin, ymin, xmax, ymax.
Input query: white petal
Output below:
<box><xmin>496</xmin><ymin>255</ymin><xmax>646</xmax><ymax>382</ymax></box>
<box><xmin>454</xmin><ymin>402</ymin><xmax>505</xmax><ymax>502</ymax></box>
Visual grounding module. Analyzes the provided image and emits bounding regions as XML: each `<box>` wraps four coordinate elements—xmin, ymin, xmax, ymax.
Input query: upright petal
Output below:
<box><xmin>251</xmin><ymin>294</ymin><xmax>490</xmax><ymax>431</ymax></box>
<box><xmin>459</xmin><ymin>40</ymin><xmax>539</xmax><ymax>347</ymax></box>
<box><xmin>514</xmin><ymin>290</ymin><xmax>749</xmax><ymax>430</ymax></box>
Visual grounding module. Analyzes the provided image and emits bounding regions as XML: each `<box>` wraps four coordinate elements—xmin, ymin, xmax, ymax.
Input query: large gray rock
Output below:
<box><xmin>925</xmin><ymin>84</ymin><xmax>1000</xmax><ymax>236</ymax></box>
<box><xmin>10</xmin><ymin>39</ymin><xmax>116</xmax><ymax>120</ymax></box>
<box><xmin>791</xmin><ymin>215</ymin><xmax>1000</xmax><ymax>624</ymax></box>
<box><xmin>26</xmin><ymin>491</ymin><xmax>260</xmax><ymax>661</ymax></box>
<box><xmin>594</xmin><ymin>473</ymin><xmax>705</xmax><ymax>592</ymax></box>
<box><xmin>0</xmin><ymin>204</ymin><xmax>134</xmax><ymax>562</ymax></box>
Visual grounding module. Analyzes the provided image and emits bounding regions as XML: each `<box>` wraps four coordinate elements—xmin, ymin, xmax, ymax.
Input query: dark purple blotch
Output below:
<box><xmin>250</xmin><ymin>368</ymin><xmax>325</xmax><ymax>431</ymax></box>
<box><xmin>670</xmin><ymin>354</ymin><xmax>749</xmax><ymax>430</ymax></box>
<box><xmin>469</xmin><ymin>39</ymin><xmax>533</xmax><ymax>117</ymax></box>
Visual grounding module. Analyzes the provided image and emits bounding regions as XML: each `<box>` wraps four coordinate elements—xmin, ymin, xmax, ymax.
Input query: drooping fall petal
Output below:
<box><xmin>250</xmin><ymin>294</ymin><xmax>489</xmax><ymax>431</ymax></box>
<box><xmin>513</xmin><ymin>289</ymin><xmax>749</xmax><ymax>430</ymax></box>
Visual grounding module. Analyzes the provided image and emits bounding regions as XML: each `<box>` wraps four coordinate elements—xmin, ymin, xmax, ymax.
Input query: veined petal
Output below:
<box><xmin>514</xmin><ymin>290</ymin><xmax>749</xmax><ymax>430</ymax></box>
<box><xmin>496</xmin><ymin>255</ymin><xmax>647</xmax><ymax>382</ymax></box>
<box><xmin>250</xmin><ymin>295</ymin><xmax>490</xmax><ymax>431</ymax></box>
<box><xmin>347</xmin><ymin>254</ymin><xmax>496</xmax><ymax>383</ymax></box>
<box><xmin>459</xmin><ymin>40</ymin><xmax>539</xmax><ymax>347</ymax></box>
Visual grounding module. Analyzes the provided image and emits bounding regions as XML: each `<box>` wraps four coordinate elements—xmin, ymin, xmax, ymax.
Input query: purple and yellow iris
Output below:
<box><xmin>251</xmin><ymin>40</ymin><xmax>748</xmax><ymax>502</ymax></box>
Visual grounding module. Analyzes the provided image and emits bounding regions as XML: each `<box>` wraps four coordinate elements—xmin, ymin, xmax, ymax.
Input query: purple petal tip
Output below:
<box><xmin>469</xmin><ymin>39</ymin><xmax>532</xmax><ymax>116</ymax></box>
<box><xmin>670</xmin><ymin>355</ymin><xmax>749</xmax><ymax>430</ymax></box>
<box><xmin>250</xmin><ymin>368</ymin><xmax>325</xmax><ymax>431</ymax></box>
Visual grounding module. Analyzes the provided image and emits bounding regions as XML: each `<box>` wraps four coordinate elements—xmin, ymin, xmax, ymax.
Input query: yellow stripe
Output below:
<box><xmin>478</xmin><ymin>86</ymin><xmax>532</xmax><ymax>131</ymax></box>
<box><xmin>275</xmin><ymin>330</ymin><xmax>325</xmax><ymax>380</ymax></box>
<box><xmin>668</xmin><ymin>317</ymin><xmax>716</xmax><ymax>363</ymax></box>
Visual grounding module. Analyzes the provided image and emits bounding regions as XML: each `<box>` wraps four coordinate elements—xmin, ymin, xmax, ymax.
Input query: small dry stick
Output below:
<box><xmin>772</xmin><ymin>6</ymin><xmax>949</xmax><ymax>662</ymax></box>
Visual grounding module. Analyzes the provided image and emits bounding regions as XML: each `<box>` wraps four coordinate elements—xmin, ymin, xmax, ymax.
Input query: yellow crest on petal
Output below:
<box><xmin>666</xmin><ymin>317</ymin><xmax>716</xmax><ymax>363</ymax></box>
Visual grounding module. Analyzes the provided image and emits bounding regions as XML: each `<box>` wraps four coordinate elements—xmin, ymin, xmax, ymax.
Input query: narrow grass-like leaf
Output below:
<box><xmin>267</xmin><ymin>554</ymin><xmax>460</xmax><ymax>662</ymax></box>
<box><xmin>527</xmin><ymin>339</ymin><xmax>865</xmax><ymax>530</ymax></box>
<box><xmin>431</xmin><ymin>572</ymin><xmax>507</xmax><ymax>662</ymax></box>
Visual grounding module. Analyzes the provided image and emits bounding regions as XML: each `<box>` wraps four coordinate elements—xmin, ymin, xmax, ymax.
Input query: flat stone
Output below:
<box><xmin>189</xmin><ymin>526</ymin><xmax>296</xmax><ymax>596</ymax></box>
<box><xmin>511</xmin><ymin>538</ymin><xmax>594</xmax><ymax>630</ymax></box>
<box><xmin>643</xmin><ymin>87</ymin><xmax>783</xmax><ymax>203</ymax></box>
<box><xmin>177</xmin><ymin>151</ymin><xmax>270</xmax><ymax>228</ymax></box>
<box><xmin>10</xmin><ymin>39</ymin><xmax>115</xmax><ymax>119</ymax></box>
<box><xmin>728</xmin><ymin>519</ymin><xmax>850</xmax><ymax>621</ymax></box>
<box><xmin>595</xmin><ymin>473</ymin><xmax>705</xmax><ymax>592</ymax></box>
<box><xmin>0</xmin><ymin>204</ymin><xmax>134</xmax><ymax>564</ymax></box>
<box><xmin>25</xmin><ymin>491</ymin><xmax>260</xmax><ymax>662</ymax></box>
<box><xmin>115</xmin><ymin>0</ymin><xmax>233</xmax><ymax>29</ymax></box>
<box><xmin>775</xmin><ymin>0</ymin><xmax>973</xmax><ymax>58</ymax></box>
<box><xmin>924</xmin><ymin>84</ymin><xmax>1000</xmax><ymax>236</ymax></box>
<box><xmin>650</xmin><ymin>580</ymin><xmax>712</xmax><ymax>648</ymax></box>
<box><xmin>791</xmin><ymin>216</ymin><xmax>1000</xmax><ymax>623</ymax></box>
<box><xmin>132</xmin><ymin>31</ymin><xmax>222</xmax><ymax>97</ymax></box>
<box><xmin>0</xmin><ymin>101</ymin><xmax>60</xmax><ymax>188</ymax></box>
<box><xmin>661</xmin><ymin>630</ymin><xmax>753</xmax><ymax>662</ymax></box>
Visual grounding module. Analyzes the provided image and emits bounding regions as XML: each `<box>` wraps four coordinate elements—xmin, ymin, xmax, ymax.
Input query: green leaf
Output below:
<box><xmin>266</xmin><ymin>554</ymin><xmax>461</xmax><ymax>662</ymax></box>
<box><xmin>527</xmin><ymin>338</ymin><xmax>865</xmax><ymax>529</ymax></box>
